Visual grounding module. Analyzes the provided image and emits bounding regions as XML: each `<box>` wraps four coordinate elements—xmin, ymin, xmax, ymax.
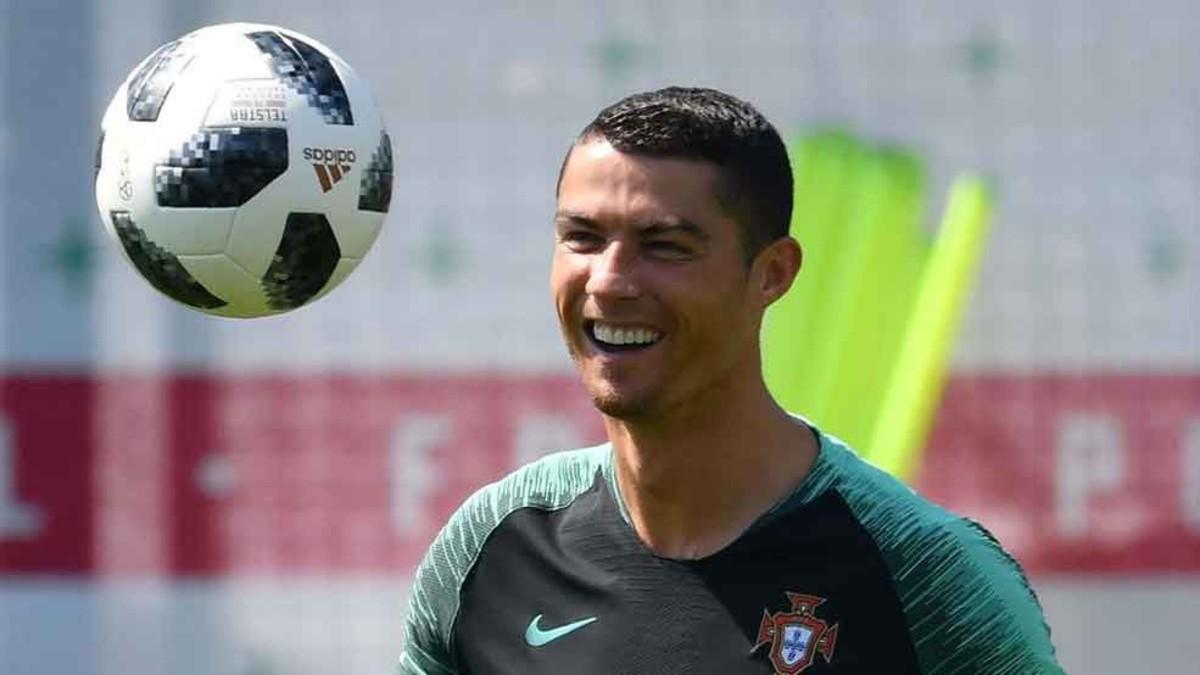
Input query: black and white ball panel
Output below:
<box><xmin>94</xmin><ymin>130</ymin><xmax>105</xmax><ymax>176</ymax></box>
<box><xmin>247</xmin><ymin>30</ymin><xmax>354</xmax><ymax>126</ymax></box>
<box><xmin>155</xmin><ymin>127</ymin><xmax>289</xmax><ymax>208</ymax></box>
<box><xmin>109</xmin><ymin>210</ymin><xmax>228</xmax><ymax>309</ymax></box>
<box><xmin>261</xmin><ymin>213</ymin><xmax>341</xmax><ymax>310</ymax></box>
<box><xmin>357</xmin><ymin>132</ymin><xmax>393</xmax><ymax>213</ymax></box>
<box><xmin>126</xmin><ymin>37</ymin><xmax>196</xmax><ymax>122</ymax></box>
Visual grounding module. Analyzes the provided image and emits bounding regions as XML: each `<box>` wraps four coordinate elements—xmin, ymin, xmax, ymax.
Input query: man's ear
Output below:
<box><xmin>752</xmin><ymin>236</ymin><xmax>803</xmax><ymax>309</ymax></box>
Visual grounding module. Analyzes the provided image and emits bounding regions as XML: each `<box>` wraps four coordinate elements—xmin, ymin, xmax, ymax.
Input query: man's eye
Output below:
<box><xmin>646</xmin><ymin>241</ymin><xmax>691</xmax><ymax>257</ymax></box>
<box><xmin>561</xmin><ymin>231</ymin><xmax>604</xmax><ymax>248</ymax></box>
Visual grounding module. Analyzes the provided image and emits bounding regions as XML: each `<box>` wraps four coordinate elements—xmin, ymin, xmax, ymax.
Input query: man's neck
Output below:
<box><xmin>606</xmin><ymin>375</ymin><xmax>818</xmax><ymax>560</ymax></box>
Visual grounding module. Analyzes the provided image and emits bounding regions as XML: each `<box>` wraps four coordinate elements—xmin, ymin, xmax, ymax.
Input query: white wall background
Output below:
<box><xmin>2</xmin><ymin>0</ymin><xmax>1196</xmax><ymax>373</ymax></box>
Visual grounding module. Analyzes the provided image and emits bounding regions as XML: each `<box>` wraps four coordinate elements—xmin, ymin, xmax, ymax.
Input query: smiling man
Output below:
<box><xmin>399</xmin><ymin>88</ymin><xmax>1062</xmax><ymax>674</ymax></box>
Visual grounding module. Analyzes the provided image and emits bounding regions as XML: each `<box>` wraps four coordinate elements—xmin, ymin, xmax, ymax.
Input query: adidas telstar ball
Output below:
<box><xmin>94</xmin><ymin>23</ymin><xmax>392</xmax><ymax>318</ymax></box>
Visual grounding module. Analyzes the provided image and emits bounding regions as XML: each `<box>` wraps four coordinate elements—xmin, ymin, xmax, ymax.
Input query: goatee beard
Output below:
<box><xmin>591</xmin><ymin>389</ymin><xmax>650</xmax><ymax>420</ymax></box>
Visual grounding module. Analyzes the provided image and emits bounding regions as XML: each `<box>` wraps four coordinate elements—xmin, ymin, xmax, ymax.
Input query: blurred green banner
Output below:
<box><xmin>764</xmin><ymin>130</ymin><xmax>993</xmax><ymax>482</ymax></box>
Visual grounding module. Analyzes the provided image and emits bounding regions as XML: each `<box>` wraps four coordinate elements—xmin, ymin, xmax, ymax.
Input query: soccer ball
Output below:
<box><xmin>94</xmin><ymin>23</ymin><xmax>392</xmax><ymax>318</ymax></box>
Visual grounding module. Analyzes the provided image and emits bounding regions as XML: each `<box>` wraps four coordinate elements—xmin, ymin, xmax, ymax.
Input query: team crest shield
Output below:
<box><xmin>752</xmin><ymin>592</ymin><xmax>838</xmax><ymax>674</ymax></box>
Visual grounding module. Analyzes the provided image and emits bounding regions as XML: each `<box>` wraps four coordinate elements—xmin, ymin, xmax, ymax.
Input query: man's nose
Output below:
<box><xmin>585</xmin><ymin>242</ymin><xmax>640</xmax><ymax>299</ymax></box>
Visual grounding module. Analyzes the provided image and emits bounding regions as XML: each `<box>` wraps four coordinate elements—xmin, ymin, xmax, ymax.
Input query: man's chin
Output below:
<box><xmin>589</xmin><ymin>389</ymin><xmax>651</xmax><ymax>420</ymax></box>
<box><xmin>578</xmin><ymin>366</ymin><xmax>659</xmax><ymax>419</ymax></box>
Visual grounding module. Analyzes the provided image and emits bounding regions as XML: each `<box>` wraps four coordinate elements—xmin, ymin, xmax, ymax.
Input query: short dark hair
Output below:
<box><xmin>566</xmin><ymin>87</ymin><xmax>793</xmax><ymax>264</ymax></box>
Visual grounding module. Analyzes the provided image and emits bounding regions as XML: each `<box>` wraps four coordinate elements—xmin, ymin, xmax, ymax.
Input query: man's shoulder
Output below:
<box><xmin>819</xmin><ymin>432</ymin><xmax>1036</xmax><ymax>598</ymax></box>
<box><xmin>460</xmin><ymin>442</ymin><xmax>611</xmax><ymax>522</ymax></box>
<box><xmin>400</xmin><ymin>443</ymin><xmax>610</xmax><ymax>674</ymax></box>
<box><xmin>819</xmin><ymin>433</ymin><xmax>1062</xmax><ymax>673</ymax></box>
<box><xmin>818</xmin><ymin>432</ymin><xmax>988</xmax><ymax>553</ymax></box>
<box><xmin>425</xmin><ymin>442</ymin><xmax>610</xmax><ymax>573</ymax></box>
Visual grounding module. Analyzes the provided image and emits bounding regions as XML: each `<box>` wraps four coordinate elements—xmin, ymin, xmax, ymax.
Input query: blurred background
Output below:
<box><xmin>2</xmin><ymin>0</ymin><xmax>1198</xmax><ymax>673</ymax></box>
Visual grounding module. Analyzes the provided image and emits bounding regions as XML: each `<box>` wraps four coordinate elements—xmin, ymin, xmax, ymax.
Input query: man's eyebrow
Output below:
<box><xmin>638</xmin><ymin>219</ymin><xmax>711</xmax><ymax>241</ymax></box>
<box><xmin>554</xmin><ymin>212</ymin><xmax>601</xmax><ymax>229</ymax></box>
<box><xmin>553</xmin><ymin>213</ymin><xmax>711</xmax><ymax>241</ymax></box>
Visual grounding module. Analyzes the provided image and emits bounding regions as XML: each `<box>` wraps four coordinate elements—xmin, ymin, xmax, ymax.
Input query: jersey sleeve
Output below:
<box><xmin>397</xmin><ymin>445</ymin><xmax>610</xmax><ymax>674</ymax></box>
<box><xmin>897</xmin><ymin>516</ymin><xmax>1063</xmax><ymax>674</ymax></box>
<box><xmin>397</xmin><ymin>505</ymin><xmax>472</xmax><ymax>675</ymax></box>
<box><xmin>397</xmin><ymin>476</ymin><xmax>516</xmax><ymax>675</ymax></box>
<box><xmin>817</xmin><ymin>432</ymin><xmax>1063</xmax><ymax>674</ymax></box>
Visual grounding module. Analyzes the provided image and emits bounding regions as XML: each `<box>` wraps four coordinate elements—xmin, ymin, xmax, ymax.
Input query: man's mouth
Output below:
<box><xmin>585</xmin><ymin>320</ymin><xmax>663</xmax><ymax>353</ymax></box>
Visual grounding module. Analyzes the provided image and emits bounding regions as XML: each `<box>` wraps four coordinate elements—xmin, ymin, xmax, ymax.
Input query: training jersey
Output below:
<box><xmin>399</xmin><ymin>427</ymin><xmax>1062</xmax><ymax>674</ymax></box>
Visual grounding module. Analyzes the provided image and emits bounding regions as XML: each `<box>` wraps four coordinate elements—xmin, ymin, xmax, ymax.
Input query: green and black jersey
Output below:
<box><xmin>399</xmin><ymin>427</ymin><xmax>1062</xmax><ymax>674</ymax></box>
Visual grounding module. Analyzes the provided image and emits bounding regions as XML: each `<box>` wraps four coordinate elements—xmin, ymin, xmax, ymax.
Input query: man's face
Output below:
<box><xmin>551</xmin><ymin>139</ymin><xmax>765</xmax><ymax>420</ymax></box>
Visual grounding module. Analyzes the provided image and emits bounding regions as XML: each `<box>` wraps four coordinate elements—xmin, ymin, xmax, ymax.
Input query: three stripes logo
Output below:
<box><xmin>303</xmin><ymin>147</ymin><xmax>357</xmax><ymax>193</ymax></box>
<box><xmin>313</xmin><ymin>162</ymin><xmax>350</xmax><ymax>192</ymax></box>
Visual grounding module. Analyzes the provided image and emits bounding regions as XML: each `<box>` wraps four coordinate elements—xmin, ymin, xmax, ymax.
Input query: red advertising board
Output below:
<box><xmin>919</xmin><ymin>374</ymin><xmax>1200</xmax><ymax>573</ymax></box>
<box><xmin>1</xmin><ymin>373</ymin><xmax>1198</xmax><ymax>575</ymax></box>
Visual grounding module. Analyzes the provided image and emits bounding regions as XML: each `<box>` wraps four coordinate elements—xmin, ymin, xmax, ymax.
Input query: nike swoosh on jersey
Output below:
<box><xmin>524</xmin><ymin>614</ymin><xmax>598</xmax><ymax>647</ymax></box>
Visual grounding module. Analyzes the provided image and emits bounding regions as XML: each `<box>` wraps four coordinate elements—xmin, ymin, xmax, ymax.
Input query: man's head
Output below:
<box><xmin>552</xmin><ymin>87</ymin><xmax>801</xmax><ymax>420</ymax></box>
<box><xmin>561</xmin><ymin>87</ymin><xmax>793</xmax><ymax>265</ymax></box>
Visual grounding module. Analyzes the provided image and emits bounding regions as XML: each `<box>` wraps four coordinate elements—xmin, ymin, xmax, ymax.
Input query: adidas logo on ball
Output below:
<box><xmin>303</xmin><ymin>146</ymin><xmax>357</xmax><ymax>192</ymax></box>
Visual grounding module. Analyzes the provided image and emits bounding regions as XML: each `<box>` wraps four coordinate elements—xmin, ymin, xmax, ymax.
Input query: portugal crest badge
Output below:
<box><xmin>752</xmin><ymin>592</ymin><xmax>838</xmax><ymax>674</ymax></box>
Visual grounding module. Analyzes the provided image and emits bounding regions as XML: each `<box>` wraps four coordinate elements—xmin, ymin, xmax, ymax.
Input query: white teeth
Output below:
<box><xmin>592</xmin><ymin>322</ymin><xmax>661</xmax><ymax>346</ymax></box>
